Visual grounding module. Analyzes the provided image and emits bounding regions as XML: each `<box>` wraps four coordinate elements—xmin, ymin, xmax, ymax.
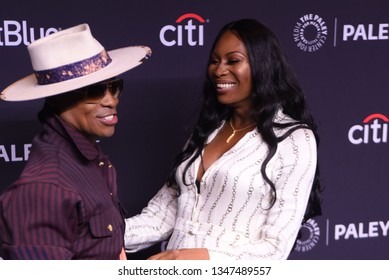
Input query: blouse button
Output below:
<box><xmin>99</xmin><ymin>161</ymin><xmax>104</xmax><ymax>167</ymax></box>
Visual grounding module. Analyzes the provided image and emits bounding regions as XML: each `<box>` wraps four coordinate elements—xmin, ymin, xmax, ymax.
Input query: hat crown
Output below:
<box><xmin>28</xmin><ymin>24</ymin><xmax>104</xmax><ymax>71</ymax></box>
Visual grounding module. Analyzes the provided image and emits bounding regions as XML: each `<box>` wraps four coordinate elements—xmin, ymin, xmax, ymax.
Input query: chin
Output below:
<box><xmin>98</xmin><ymin>128</ymin><xmax>116</xmax><ymax>138</ymax></box>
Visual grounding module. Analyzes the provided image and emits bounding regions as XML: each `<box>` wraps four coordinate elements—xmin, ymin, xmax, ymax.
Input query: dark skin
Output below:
<box><xmin>148</xmin><ymin>31</ymin><xmax>255</xmax><ymax>260</ymax></box>
<box><xmin>198</xmin><ymin>30</ymin><xmax>255</xmax><ymax>181</ymax></box>
<box><xmin>46</xmin><ymin>81</ymin><xmax>119</xmax><ymax>144</ymax></box>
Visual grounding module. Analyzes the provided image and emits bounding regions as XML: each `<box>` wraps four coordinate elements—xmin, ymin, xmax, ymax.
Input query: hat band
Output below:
<box><xmin>34</xmin><ymin>50</ymin><xmax>112</xmax><ymax>85</ymax></box>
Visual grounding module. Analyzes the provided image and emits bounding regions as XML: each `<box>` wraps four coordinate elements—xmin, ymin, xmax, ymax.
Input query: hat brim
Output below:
<box><xmin>1</xmin><ymin>46</ymin><xmax>151</xmax><ymax>101</ymax></box>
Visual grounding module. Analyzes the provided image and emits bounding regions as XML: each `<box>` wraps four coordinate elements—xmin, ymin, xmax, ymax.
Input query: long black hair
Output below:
<box><xmin>167</xmin><ymin>18</ymin><xmax>322</xmax><ymax>222</ymax></box>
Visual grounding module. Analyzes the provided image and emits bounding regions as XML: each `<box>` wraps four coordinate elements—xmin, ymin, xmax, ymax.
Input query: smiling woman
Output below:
<box><xmin>208</xmin><ymin>30</ymin><xmax>252</xmax><ymax>112</ymax></box>
<box><xmin>124</xmin><ymin>18</ymin><xmax>322</xmax><ymax>260</ymax></box>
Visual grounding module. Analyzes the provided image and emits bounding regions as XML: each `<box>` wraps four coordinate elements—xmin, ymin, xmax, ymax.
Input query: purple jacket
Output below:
<box><xmin>0</xmin><ymin>106</ymin><xmax>125</xmax><ymax>259</ymax></box>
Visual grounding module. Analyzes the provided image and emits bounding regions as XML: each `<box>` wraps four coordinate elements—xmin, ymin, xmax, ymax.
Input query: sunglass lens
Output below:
<box><xmin>82</xmin><ymin>79</ymin><xmax>123</xmax><ymax>102</ymax></box>
<box><xmin>85</xmin><ymin>84</ymin><xmax>106</xmax><ymax>101</ymax></box>
<box><xmin>110</xmin><ymin>79</ymin><xmax>123</xmax><ymax>98</ymax></box>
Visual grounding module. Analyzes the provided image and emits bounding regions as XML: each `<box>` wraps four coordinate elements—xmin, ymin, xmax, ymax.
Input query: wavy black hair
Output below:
<box><xmin>166</xmin><ymin>18</ymin><xmax>322</xmax><ymax>222</ymax></box>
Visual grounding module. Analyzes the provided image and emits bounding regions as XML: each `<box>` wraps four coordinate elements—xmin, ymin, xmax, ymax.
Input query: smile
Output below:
<box><xmin>103</xmin><ymin>115</ymin><xmax>114</xmax><ymax>121</ymax></box>
<box><xmin>216</xmin><ymin>83</ymin><xmax>236</xmax><ymax>89</ymax></box>
<box><xmin>98</xmin><ymin>114</ymin><xmax>118</xmax><ymax>125</ymax></box>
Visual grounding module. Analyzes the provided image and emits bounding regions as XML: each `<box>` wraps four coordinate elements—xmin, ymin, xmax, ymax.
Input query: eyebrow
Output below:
<box><xmin>227</xmin><ymin>50</ymin><xmax>246</xmax><ymax>56</ymax></box>
<box><xmin>211</xmin><ymin>50</ymin><xmax>247</xmax><ymax>57</ymax></box>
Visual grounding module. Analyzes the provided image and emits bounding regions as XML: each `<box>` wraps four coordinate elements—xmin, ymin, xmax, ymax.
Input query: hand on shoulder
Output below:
<box><xmin>147</xmin><ymin>248</ymin><xmax>210</xmax><ymax>260</ymax></box>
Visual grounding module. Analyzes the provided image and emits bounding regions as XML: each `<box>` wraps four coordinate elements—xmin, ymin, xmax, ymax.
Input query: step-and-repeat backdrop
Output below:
<box><xmin>0</xmin><ymin>0</ymin><xmax>388</xmax><ymax>260</ymax></box>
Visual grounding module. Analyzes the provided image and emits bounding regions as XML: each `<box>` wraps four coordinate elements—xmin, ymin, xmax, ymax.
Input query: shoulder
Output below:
<box><xmin>273</xmin><ymin>110</ymin><xmax>316</xmax><ymax>144</ymax></box>
<box><xmin>0</xmin><ymin>181</ymin><xmax>81</xmax><ymax>206</ymax></box>
<box><xmin>13</xmin><ymin>136</ymin><xmax>82</xmax><ymax>189</ymax></box>
<box><xmin>271</xmin><ymin>111</ymin><xmax>317</xmax><ymax>159</ymax></box>
<box><xmin>18</xmin><ymin>140</ymin><xmax>61</xmax><ymax>185</ymax></box>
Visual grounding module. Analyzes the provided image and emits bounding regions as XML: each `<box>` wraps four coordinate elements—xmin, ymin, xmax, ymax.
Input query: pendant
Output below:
<box><xmin>226</xmin><ymin>131</ymin><xmax>236</xmax><ymax>143</ymax></box>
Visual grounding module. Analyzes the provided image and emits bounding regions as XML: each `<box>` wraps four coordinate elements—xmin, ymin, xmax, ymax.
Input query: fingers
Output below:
<box><xmin>147</xmin><ymin>248</ymin><xmax>210</xmax><ymax>260</ymax></box>
<box><xmin>147</xmin><ymin>251</ymin><xmax>171</xmax><ymax>260</ymax></box>
<box><xmin>119</xmin><ymin>247</ymin><xmax>127</xmax><ymax>260</ymax></box>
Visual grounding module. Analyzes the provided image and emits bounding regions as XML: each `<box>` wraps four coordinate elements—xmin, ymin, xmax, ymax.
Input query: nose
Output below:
<box><xmin>99</xmin><ymin>90</ymin><xmax>119</xmax><ymax>107</ymax></box>
<box><xmin>214</xmin><ymin>63</ymin><xmax>229</xmax><ymax>77</ymax></box>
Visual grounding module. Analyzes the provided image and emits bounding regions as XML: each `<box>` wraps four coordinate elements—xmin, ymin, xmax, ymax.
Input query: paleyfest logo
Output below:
<box><xmin>294</xmin><ymin>219</ymin><xmax>320</xmax><ymax>252</ymax></box>
<box><xmin>294</xmin><ymin>14</ymin><xmax>328</xmax><ymax>52</ymax></box>
<box><xmin>0</xmin><ymin>143</ymin><xmax>32</xmax><ymax>162</ymax></box>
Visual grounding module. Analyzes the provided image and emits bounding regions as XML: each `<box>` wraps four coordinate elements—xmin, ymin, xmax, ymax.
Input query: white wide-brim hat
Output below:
<box><xmin>0</xmin><ymin>23</ymin><xmax>151</xmax><ymax>101</ymax></box>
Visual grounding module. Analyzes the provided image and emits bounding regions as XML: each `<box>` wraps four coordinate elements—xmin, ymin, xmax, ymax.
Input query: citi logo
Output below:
<box><xmin>348</xmin><ymin>113</ymin><xmax>388</xmax><ymax>145</ymax></box>
<box><xmin>0</xmin><ymin>20</ymin><xmax>59</xmax><ymax>46</ymax></box>
<box><xmin>160</xmin><ymin>13</ymin><xmax>207</xmax><ymax>47</ymax></box>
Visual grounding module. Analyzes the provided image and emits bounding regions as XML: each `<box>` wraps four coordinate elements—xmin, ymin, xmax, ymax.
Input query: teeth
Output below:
<box><xmin>104</xmin><ymin>115</ymin><xmax>114</xmax><ymax>121</ymax></box>
<box><xmin>217</xmin><ymin>83</ymin><xmax>235</xmax><ymax>89</ymax></box>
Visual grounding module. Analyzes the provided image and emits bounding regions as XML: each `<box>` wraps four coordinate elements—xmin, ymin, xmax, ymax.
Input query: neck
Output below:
<box><xmin>226</xmin><ymin>118</ymin><xmax>256</xmax><ymax>143</ymax></box>
<box><xmin>230</xmin><ymin>116</ymin><xmax>254</xmax><ymax>130</ymax></box>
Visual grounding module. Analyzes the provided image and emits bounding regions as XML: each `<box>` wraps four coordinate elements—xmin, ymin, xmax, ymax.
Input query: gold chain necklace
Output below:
<box><xmin>226</xmin><ymin>119</ymin><xmax>256</xmax><ymax>143</ymax></box>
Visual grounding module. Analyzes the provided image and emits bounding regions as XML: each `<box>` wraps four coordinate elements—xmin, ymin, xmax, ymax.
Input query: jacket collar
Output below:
<box><xmin>38</xmin><ymin>104</ymin><xmax>101</xmax><ymax>161</ymax></box>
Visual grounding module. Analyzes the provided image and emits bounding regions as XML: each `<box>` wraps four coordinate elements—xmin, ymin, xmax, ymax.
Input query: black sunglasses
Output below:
<box><xmin>75</xmin><ymin>79</ymin><xmax>124</xmax><ymax>103</ymax></box>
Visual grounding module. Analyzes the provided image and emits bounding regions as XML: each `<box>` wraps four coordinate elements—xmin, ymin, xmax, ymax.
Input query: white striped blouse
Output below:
<box><xmin>125</xmin><ymin>110</ymin><xmax>317</xmax><ymax>259</ymax></box>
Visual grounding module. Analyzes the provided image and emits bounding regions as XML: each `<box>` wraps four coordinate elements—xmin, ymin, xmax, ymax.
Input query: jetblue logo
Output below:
<box><xmin>0</xmin><ymin>20</ymin><xmax>59</xmax><ymax>46</ymax></box>
<box><xmin>160</xmin><ymin>13</ymin><xmax>207</xmax><ymax>47</ymax></box>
